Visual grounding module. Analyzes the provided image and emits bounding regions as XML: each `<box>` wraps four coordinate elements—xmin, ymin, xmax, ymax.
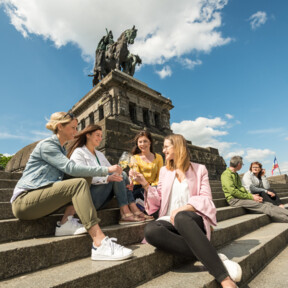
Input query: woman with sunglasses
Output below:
<box><xmin>133</xmin><ymin>134</ymin><xmax>241</xmax><ymax>288</ymax></box>
<box><xmin>68</xmin><ymin>124</ymin><xmax>145</xmax><ymax>224</ymax></box>
<box><xmin>11</xmin><ymin>112</ymin><xmax>133</xmax><ymax>261</ymax></box>
<box><xmin>242</xmin><ymin>161</ymin><xmax>284</xmax><ymax>208</ymax></box>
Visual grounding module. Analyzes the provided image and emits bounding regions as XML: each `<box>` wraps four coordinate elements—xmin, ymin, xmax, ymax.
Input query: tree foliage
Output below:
<box><xmin>0</xmin><ymin>154</ymin><xmax>13</xmax><ymax>169</ymax></box>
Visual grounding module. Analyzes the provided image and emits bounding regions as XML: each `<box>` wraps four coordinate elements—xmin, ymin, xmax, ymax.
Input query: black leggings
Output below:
<box><xmin>254</xmin><ymin>189</ymin><xmax>283</xmax><ymax>206</ymax></box>
<box><xmin>144</xmin><ymin>211</ymin><xmax>229</xmax><ymax>283</ymax></box>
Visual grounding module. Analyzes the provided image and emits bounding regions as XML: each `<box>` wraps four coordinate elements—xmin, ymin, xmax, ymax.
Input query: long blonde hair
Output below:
<box><xmin>46</xmin><ymin>112</ymin><xmax>77</xmax><ymax>134</ymax></box>
<box><xmin>165</xmin><ymin>134</ymin><xmax>191</xmax><ymax>172</ymax></box>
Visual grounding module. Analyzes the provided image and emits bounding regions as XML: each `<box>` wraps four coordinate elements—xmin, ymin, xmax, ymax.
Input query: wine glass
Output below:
<box><xmin>118</xmin><ymin>152</ymin><xmax>131</xmax><ymax>169</ymax></box>
<box><xmin>129</xmin><ymin>156</ymin><xmax>138</xmax><ymax>180</ymax></box>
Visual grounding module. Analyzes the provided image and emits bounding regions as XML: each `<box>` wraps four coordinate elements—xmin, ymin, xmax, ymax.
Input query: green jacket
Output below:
<box><xmin>221</xmin><ymin>168</ymin><xmax>253</xmax><ymax>203</ymax></box>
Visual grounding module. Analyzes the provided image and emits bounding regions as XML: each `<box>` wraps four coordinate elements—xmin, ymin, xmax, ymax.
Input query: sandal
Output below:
<box><xmin>119</xmin><ymin>213</ymin><xmax>145</xmax><ymax>225</ymax></box>
<box><xmin>133</xmin><ymin>211</ymin><xmax>154</xmax><ymax>222</ymax></box>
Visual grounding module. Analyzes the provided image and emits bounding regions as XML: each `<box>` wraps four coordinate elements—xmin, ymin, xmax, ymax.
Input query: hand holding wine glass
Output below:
<box><xmin>129</xmin><ymin>156</ymin><xmax>138</xmax><ymax>180</ymax></box>
<box><xmin>118</xmin><ymin>151</ymin><xmax>131</xmax><ymax>169</ymax></box>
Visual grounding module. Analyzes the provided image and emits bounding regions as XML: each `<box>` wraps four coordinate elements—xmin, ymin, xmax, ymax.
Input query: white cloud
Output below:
<box><xmin>3</xmin><ymin>153</ymin><xmax>13</xmax><ymax>157</ymax></box>
<box><xmin>171</xmin><ymin>116</ymin><xmax>277</xmax><ymax>173</ymax></box>
<box><xmin>244</xmin><ymin>148</ymin><xmax>274</xmax><ymax>163</ymax></box>
<box><xmin>0</xmin><ymin>130</ymin><xmax>50</xmax><ymax>141</ymax></box>
<box><xmin>1</xmin><ymin>0</ymin><xmax>231</xmax><ymax>75</ymax></box>
<box><xmin>248</xmin><ymin>128</ymin><xmax>283</xmax><ymax>135</ymax></box>
<box><xmin>274</xmin><ymin>161</ymin><xmax>288</xmax><ymax>176</ymax></box>
<box><xmin>249</xmin><ymin>11</ymin><xmax>267</xmax><ymax>30</ymax></box>
<box><xmin>225</xmin><ymin>113</ymin><xmax>234</xmax><ymax>119</ymax></box>
<box><xmin>0</xmin><ymin>132</ymin><xmax>29</xmax><ymax>140</ymax></box>
<box><xmin>171</xmin><ymin>116</ymin><xmax>234</xmax><ymax>156</ymax></box>
<box><xmin>225</xmin><ymin>150</ymin><xmax>245</xmax><ymax>159</ymax></box>
<box><xmin>31</xmin><ymin>130</ymin><xmax>51</xmax><ymax>137</ymax></box>
<box><xmin>177</xmin><ymin>58</ymin><xmax>202</xmax><ymax>69</ymax></box>
<box><xmin>155</xmin><ymin>65</ymin><xmax>172</xmax><ymax>79</ymax></box>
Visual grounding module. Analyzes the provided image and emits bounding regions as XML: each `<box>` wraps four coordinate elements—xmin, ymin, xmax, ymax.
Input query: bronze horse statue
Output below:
<box><xmin>90</xmin><ymin>26</ymin><xmax>141</xmax><ymax>86</ymax></box>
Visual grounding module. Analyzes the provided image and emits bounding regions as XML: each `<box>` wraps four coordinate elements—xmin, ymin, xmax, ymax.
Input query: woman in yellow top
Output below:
<box><xmin>131</xmin><ymin>130</ymin><xmax>163</xmax><ymax>219</ymax></box>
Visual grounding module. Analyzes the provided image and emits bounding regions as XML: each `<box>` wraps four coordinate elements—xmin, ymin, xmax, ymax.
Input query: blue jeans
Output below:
<box><xmin>90</xmin><ymin>172</ymin><xmax>135</xmax><ymax>210</ymax></box>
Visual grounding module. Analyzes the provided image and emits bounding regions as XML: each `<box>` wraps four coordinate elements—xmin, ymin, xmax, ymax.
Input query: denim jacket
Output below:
<box><xmin>15</xmin><ymin>135</ymin><xmax>109</xmax><ymax>191</ymax></box>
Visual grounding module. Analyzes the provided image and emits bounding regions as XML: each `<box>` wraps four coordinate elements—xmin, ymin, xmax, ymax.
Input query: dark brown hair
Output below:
<box><xmin>249</xmin><ymin>161</ymin><xmax>262</xmax><ymax>179</ymax></box>
<box><xmin>131</xmin><ymin>130</ymin><xmax>155</xmax><ymax>155</ymax></box>
<box><xmin>67</xmin><ymin>124</ymin><xmax>102</xmax><ymax>158</ymax></box>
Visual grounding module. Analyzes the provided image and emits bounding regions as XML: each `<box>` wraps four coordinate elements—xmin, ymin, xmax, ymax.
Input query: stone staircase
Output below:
<box><xmin>0</xmin><ymin>171</ymin><xmax>288</xmax><ymax>288</ymax></box>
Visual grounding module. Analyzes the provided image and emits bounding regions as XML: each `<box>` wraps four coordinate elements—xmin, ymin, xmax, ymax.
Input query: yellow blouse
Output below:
<box><xmin>132</xmin><ymin>153</ymin><xmax>164</xmax><ymax>186</ymax></box>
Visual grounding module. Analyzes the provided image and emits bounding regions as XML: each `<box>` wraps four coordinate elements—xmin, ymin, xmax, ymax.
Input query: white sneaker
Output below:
<box><xmin>218</xmin><ymin>253</ymin><xmax>242</xmax><ymax>282</ymax></box>
<box><xmin>55</xmin><ymin>216</ymin><xmax>87</xmax><ymax>236</ymax></box>
<box><xmin>91</xmin><ymin>236</ymin><xmax>133</xmax><ymax>261</ymax></box>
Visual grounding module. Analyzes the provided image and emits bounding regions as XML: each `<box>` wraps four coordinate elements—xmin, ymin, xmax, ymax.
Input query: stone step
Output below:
<box><xmin>0</xmin><ymin>202</ymin><xmax>14</xmax><ymax>219</ymax></box>
<box><xmin>213</xmin><ymin>198</ymin><xmax>228</xmax><ymax>208</ymax></box>
<box><xmin>0</xmin><ymin>223</ymin><xmax>146</xmax><ymax>281</ymax></box>
<box><xmin>270</xmin><ymin>184</ymin><xmax>288</xmax><ymax>189</ymax></box>
<box><xmin>280</xmin><ymin>196</ymin><xmax>288</xmax><ymax>204</ymax></box>
<box><xmin>0</xmin><ymin>209</ymin><xmax>271</xmax><ymax>281</ymax></box>
<box><xmin>0</xmin><ymin>208</ymin><xmax>121</xmax><ymax>244</ymax></box>
<box><xmin>2</xmin><ymin>222</ymin><xmax>287</xmax><ymax>288</ymax></box>
<box><xmin>0</xmin><ymin>189</ymin><xmax>13</xmax><ymax>202</ymax></box>
<box><xmin>0</xmin><ymin>205</ymin><xmax>247</xmax><ymax>244</ymax></box>
<box><xmin>0</xmin><ymin>244</ymin><xmax>181</xmax><ymax>288</ymax></box>
<box><xmin>136</xmin><ymin>223</ymin><xmax>288</xmax><ymax>288</ymax></box>
<box><xmin>0</xmin><ymin>180</ymin><xmax>18</xmax><ymax>189</ymax></box>
<box><xmin>211</xmin><ymin>213</ymin><xmax>271</xmax><ymax>249</ymax></box>
<box><xmin>0</xmin><ymin>172</ymin><xmax>21</xmax><ymax>180</ymax></box>
<box><xmin>248</xmin><ymin>244</ymin><xmax>288</xmax><ymax>288</ymax></box>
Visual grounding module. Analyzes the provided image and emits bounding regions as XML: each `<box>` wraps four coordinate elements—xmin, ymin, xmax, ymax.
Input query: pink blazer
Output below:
<box><xmin>144</xmin><ymin>162</ymin><xmax>217</xmax><ymax>240</ymax></box>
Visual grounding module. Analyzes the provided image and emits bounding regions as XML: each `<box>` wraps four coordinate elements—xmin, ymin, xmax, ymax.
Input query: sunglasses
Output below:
<box><xmin>63</xmin><ymin>112</ymin><xmax>75</xmax><ymax>119</ymax></box>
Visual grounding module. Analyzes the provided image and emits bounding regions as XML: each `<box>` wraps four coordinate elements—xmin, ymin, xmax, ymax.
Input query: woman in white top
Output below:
<box><xmin>68</xmin><ymin>124</ymin><xmax>146</xmax><ymax>224</ymax></box>
<box><xmin>242</xmin><ymin>161</ymin><xmax>284</xmax><ymax>208</ymax></box>
<box><xmin>134</xmin><ymin>134</ymin><xmax>241</xmax><ymax>288</ymax></box>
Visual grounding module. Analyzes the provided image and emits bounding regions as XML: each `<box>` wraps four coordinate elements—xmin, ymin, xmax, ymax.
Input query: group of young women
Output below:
<box><xmin>15</xmin><ymin>110</ymin><xmax>282</xmax><ymax>287</ymax></box>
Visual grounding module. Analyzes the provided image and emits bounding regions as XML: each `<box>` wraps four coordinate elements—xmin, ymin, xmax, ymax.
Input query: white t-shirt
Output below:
<box><xmin>157</xmin><ymin>177</ymin><xmax>190</xmax><ymax>222</ymax></box>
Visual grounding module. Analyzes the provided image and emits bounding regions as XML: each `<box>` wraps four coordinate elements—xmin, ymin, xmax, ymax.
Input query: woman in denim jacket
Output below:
<box><xmin>11</xmin><ymin>112</ymin><xmax>133</xmax><ymax>261</ymax></box>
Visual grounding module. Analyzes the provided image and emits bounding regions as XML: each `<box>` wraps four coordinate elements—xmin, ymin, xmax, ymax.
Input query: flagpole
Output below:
<box><xmin>275</xmin><ymin>155</ymin><xmax>281</xmax><ymax>175</ymax></box>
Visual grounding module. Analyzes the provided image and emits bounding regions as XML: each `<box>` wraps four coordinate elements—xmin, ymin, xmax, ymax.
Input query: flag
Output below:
<box><xmin>271</xmin><ymin>157</ymin><xmax>279</xmax><ymax>175</ymax></box>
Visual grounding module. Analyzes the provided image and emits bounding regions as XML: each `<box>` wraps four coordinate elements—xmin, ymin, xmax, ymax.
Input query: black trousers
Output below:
<box><xmin>144</xmin><ymin>211</ymin><xmax>229</xmax><ymax>283</ymax></box>
<box><xmin>253</xmin><ymin>188</ymin><xmax>283</xmax><ymax>206</ymax></box>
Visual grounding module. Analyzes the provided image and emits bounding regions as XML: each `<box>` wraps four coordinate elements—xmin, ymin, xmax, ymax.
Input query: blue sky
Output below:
<box><xmin>0</xmin><ymin>0</ymin><xmax>287</xmax><ymax>175</ymax></box>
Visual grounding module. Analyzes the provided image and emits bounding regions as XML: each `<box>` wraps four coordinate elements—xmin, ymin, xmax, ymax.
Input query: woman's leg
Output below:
<box><xmin>145</xmin><ymin>211</ymin><xmax>229</xmax><ymax>283</ymax></box>
<box><xmin>12</xmin><ymin>178</ymin><xmax>133</xmax><ymax>260</ymax></box>
<box><xmin>260</xmin><ymin>189</ymin><xmax>283</xmax><ymax>206</ymax></box>
<box><xmin>12</xmin><ymin>178</ymin><xmax>100</xmax><ymax>230</ymax></box>
<box><xmin>90</xmin><ymin>183</ymin><xmax>114</xmax><ymax>210</ymax></box>
<box><xmin>132</xmin><ymin>185</ymin><xmax>145</xmax><ymax>201</ymax></box>
<box><xmin>174</xmin><ymin>211</ymin><xmax>229</xmax><ymax>283</ymax></box>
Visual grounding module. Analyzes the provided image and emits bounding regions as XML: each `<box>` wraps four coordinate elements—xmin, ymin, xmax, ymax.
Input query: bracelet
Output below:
<box><xmin>142</xmin><ymin>182</ymin><xmax>149</xmax><ymax>189</ymax></box>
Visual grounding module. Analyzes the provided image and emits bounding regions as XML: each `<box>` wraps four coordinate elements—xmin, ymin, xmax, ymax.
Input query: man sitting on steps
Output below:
<box><xmin>221</xmin><ymin>156</ymin><xmax>288</xmax><ymax>223</ymax></box>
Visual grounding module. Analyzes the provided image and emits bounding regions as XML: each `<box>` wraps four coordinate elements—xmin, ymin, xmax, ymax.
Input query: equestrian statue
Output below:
<box><xmin>89</xmin><ymin>26</ymin><xmax>142</xmax><ymax>86</ymax></box>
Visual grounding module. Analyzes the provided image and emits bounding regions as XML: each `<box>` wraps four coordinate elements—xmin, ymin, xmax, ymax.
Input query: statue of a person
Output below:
<box><xmin>125</xmin><ymin>53</ymin><xmax>142</xmax><ymax>76</ymax></box>
<box><xmin>93</xmin><ymin>29</ymin><xmax>114</xmax><ymax>77</ymax></box>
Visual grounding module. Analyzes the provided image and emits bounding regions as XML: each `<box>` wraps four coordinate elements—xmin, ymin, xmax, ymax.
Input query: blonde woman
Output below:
<box><xmin>134</xmin><ymin>134</ymin><xmax>241</xmax><ymax>288</ymax></box>
<box><xmin>11</xmin><ymin>112</ymin><xmax>133</xmax><ymax>261</ymax></box>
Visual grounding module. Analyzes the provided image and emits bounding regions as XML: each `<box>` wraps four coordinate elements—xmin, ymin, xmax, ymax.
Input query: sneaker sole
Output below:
<box><xmin>118</xmin><ymin>220</ymin><xmax>145</xmax><ymax>225</ymax></box>
<box><xmin>55</xmin><ymin>230</ymin><xmax>87</xmax><ymax>237</ymax></box>
<box><xmin>91</xmin><ymin>252</ymin><xmax>133</xmax><ymax>261</ymax></box>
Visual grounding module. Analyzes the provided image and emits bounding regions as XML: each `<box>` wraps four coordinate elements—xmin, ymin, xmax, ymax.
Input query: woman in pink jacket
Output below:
<box><xmin>134</xmin><ymin>134</ymin><xmax>240</xmax><ymax>288</ymax></box>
